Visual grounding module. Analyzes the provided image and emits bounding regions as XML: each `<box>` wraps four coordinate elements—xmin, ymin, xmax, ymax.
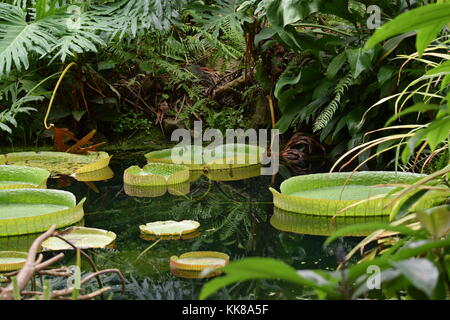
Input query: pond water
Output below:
<box><xmin>0</xmin><ymin>151</ymin><xmax>386</xmax><ymax>300</ymax></box>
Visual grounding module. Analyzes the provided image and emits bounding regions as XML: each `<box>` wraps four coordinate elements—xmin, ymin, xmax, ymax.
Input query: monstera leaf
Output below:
<box><xmin>0</xmin><ymin>189</ymin><xmax>85</xmax><ymax>236</ymax></box>
<box><xmin>0</xmin><ymin>151</ymin><xmax>111</xmax><ymax>175</ymax></box>
<box><xmin>270</xmin><ymin>171</ymin><xmax>428</xmax><ymax>217</ymax></box>
<box><xmin>0</xmin><ymin>165</ymin><xmax>50</xmax><ymax>189</ymax></box>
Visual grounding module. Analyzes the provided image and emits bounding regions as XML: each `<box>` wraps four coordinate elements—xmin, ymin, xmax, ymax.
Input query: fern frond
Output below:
<box><xmin>313</xmin><ymin>72</ymin><xmax>353</xmax><ymax>132</ymax></box>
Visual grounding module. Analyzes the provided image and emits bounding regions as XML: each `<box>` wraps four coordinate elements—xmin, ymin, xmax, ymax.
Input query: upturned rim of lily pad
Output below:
<box><xmin>0</xmin><ymin>251</ymin><xmax>28</xmax><ymax>272</ymax></box>
<box><xmin>123</xmin><ymin>163</ymin><xmax>189</xmax><ymax>186</ymax></box>
<box><xmin>41</xmin><ymin>226</ymin><xmax>116</xmax><ymax>251</ymax></box>
<box><xmin>270</xmin><ymin>171</ymin><xmax>428</xmax><ymax>217</ymax></box>
<box><xmin>0</xmin><ymin>165</ymin><xmax>50</xmax><ymax>189</ymax></box>
<box><xmin>145</xmin><ymin>143</ymin><xmax>266</xmax><ymax>171</ymax></box>
<box><xmin>0</xmin><ymin>189</ymin><xmax>85</xmax><ymax>237</ymax></box>
<box><xmin>139</xmin><ymin>220</ymin><xmax>200</xmax><ymax>236</ymax></box>
<box><xmin>169</xmin><ymin>251</ymin><xmax>230</xmax><ymax>271</ymax></box>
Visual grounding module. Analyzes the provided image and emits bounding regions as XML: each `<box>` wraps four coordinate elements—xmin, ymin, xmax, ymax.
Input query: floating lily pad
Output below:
<box><xmin>139</xmin><ymin>220</ymin><xmax>200</xmax><ymax>236</ymax></box>
<box><xmin>270</xmin><ymin>171</ymin><xmax>427</xmax><ymax>216</ymax></box>
<box><xmin>270</xmin><ymin>207</ymin><xmax>388</xmax><ymax>236</ymax></box>
<box><xmin>0</xmin><ymin>251</ymin><xmax>28</xmax><ymax>272</ymax></box>
<box><xmin>0</xmin><ymin>189</ymin><xmax>85</xmax><ymax>236</ymax></box>
<box><xmin>170</xmin><ymin>268</ymin><xmax>223</xmax><ymax>279</ymax></box>
<box><xmin>0</xmin><ymin>165</ymin><xmax>50</xmax><ymax>189</ymax></box>
<box><xmin>170</xmin><ymin>251</ymin><xmax>229</xmax><ymax>271</ymax></box>
<box><xmin>140</xmin><ymin>231</ymin><xmax>201</xmax><ymax>241</ymax></box>
<box><xmin>0</xmin><ymin>151</ymin><xmax>111</xmax><ymax>175</ymax></box>
<box><xmin>41</xmin><ymin>226</ymin><xmax>116</xmax><ymax>250</ymax></box>
<box><xmin>205</xmin><ymin>164</ymin><xmax>261</xmax><ymax>181</ymax></box>
<box><xmin>124</xmin><ymin>163</ymin><xmax>189</xmax><ymax>186</ymax></box>
<box><xmin>145</xmin><ymin>143</ymin><xmax>265</xmax><ymax>171</ymax></box>
<box><xmin>74</xmin><ymin>166</ymin><xmax>114</xmax><ymax>182</ymax></box>
<box><xmin>124</xmin><ymin>182</ymin><xmax>190</xmax><ymax>198</ymax></box>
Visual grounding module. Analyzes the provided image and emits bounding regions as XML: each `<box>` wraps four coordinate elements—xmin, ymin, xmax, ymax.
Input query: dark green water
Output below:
<box><xmin>1</xmin><ymin>152</ymin><xmax>376</xmax><ymax>300</ymax></box>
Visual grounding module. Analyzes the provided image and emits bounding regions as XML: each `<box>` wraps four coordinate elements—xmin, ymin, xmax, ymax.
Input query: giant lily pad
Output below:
<box><xmin>140</xmin><ymin>231</ymin><xmax>201</xmax><ymax>241</ymax></box>
<box><xmin>0</xmin><ymin>165</ymin><xmax>50</xmax><ymax>189</ymax></box>
<box><xmin>270</xmin><ymin>207</ymin><xmax>388</xmax><ymax>236</ymax></box>
<box><xmin>0</xmin><ymin>251</ymin><xmax>28</xmax><ymax>272</ymax></box>
<box><xmin>41</xmin><ymin>226</ymin><xmax>116</xmax><ymax>250</ymax></box>
<box><xmin>145</xmin><ymin>143</ymin><xmax>266</xmax><ymax>171</ymax></box>
<box><xmin>205</xmin><ymin>164</ymin><xmax>262</xmax><ymax>181</ymax></box>
<box><xmin>0</xmin><ymin>189</ymin><xmax>85</xmax><ymax>236</ymax></box>
<box><xmin>170</xmin><ymin>268</ymin><xmax>224</xmax><ymax>279</ymax></box>
<box><xmin>124</xmin><ymin>182</ymin><xmax>190</xmax><ymax>198</ymax></box>
<box><xmin>139</xmin><ymin>220</ymin><xmax>200</xmax><ymax>236</ymax></box>
<box><xmin>74</xmin><ymin>166</ymin><xmax>114</xmax><ymax>182</ymax></box>
<box><xmin>0</xmin><ymin>151</ymin><xmax>111</xmax><ymax>175</ymax></box>
<box><xmin>124</xmin><ymin>163</ymin><xmax>189</xmax><ymax>186</ymax></box>
<box><xmin>170</xmin><ymin>251</ymin><xmax>229</xmax><ymax>271</ymax></box>
<box><xmin>270</xmin><ymin>171</ymin><xmax>427</xmax><ymax>216</ymax></box>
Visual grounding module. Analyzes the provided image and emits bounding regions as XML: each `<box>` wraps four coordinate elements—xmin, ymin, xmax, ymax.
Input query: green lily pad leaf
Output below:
<box><xmin>0</xmin><ymin>189</ymin><xmax>85</xmax><ymax>236</ymax></box>
<box><xmin>170</xmin><ymin>251</ymin><xmax>230</xmax><ymax>271</ymax></box>
<box><xmin>0</xmin><ymin>165</ymin><xmax>50</xmax><ymax>189</ymax></box>
<box><xmin>123</xmin><ymin>163</ymin><xmax>189</xmax><ymax>186</ymax></box>
<box><xmin>205</xmin><ymin>165</ymin><xmax>261</xmax><ymax>181</ymax></box>
<box><xmin>41</xmin><ymin>226</ymin><xmax>116</xmax><ymax>251</ymax></box>
<box><xmin>270</xmin><ymin>171</ymin><xmax>426</xmax><ymax>216</ymax></box>
<box><xmin>393</xmin><ymin>258</ymin><xmax>439</xmax><ymax>298</ymax></box>
<box><xmin>145</xmin><ymin>144</ymin><xmax>265</xmax><ymax>171</ymax></box>
<box><xmin>124</xmin><ymin>182</ymin><xmax>190</xmax><ymax>198</ymax></box>
<box><xmin>0</xmin><ymin>151</ymin><xmax>111</xmax><ymax>175</ymax></box>
<box><xmin>139</xmin><ymin>220</ymin><xmax>200</xmax><ymax>236</ymax></box>
<box><xmin>73</xmin><ymin>166</ymin><xmax>114</xmax><ymax>182</ymax></box>
<box><xmin>416</xmin><ymin>205</ymin><xmax>450</xmax><ymax>239</ymax></box>
<box><xmin>0</xmin><ymin>251</ymin><xmax>28</xmax><ymax>272</ymax></box>
<box><xmin>270</xmin><ymin>207</ymin><xmax>388</xmax><ymax>236</ymax></box>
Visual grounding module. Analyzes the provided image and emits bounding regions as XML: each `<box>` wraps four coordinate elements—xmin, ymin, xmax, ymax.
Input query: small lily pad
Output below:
<box><xmin>124</xmin><ymin>163</ymin><xmax>189</xmax><ymax>186</ymax></box>
<box><xmin>0</xmin><ymin>165</ymin><xmax>50</xmax><ymax>189</ymax></box>
<box><xmin>139</xmin><ymin>220</ymin><xmax>200</xmax><ymax>236</ymax></box>
<box><xmin>170</xmin><ymin>251</ymin><xmax>229</xmax><ymax>271</ymax></box>
<box><xmin>0</xmin><ymin>251</ymin><xmax>28</xmax><ymax>272</ymax></box>
<box><xmin>140</xmin><ymin>231</ymin><xmax>201</xmax><ymax>241</ymax></box>
<box><xmin>124</xmin><ymin>181</ymin><xmax>190</xmax><ymax>198</ymax></box>
<box><xmin>41</xmin><ymin>226</ymin><xmax>116</xmax><ymax>250</ymax></box>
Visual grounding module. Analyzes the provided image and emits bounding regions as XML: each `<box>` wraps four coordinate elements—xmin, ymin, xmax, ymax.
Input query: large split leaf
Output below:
<box><xmin>0</xmin><ymin>165</ymin><xmax>50</xmax><ymax>189</ymax></box>
<box><xmin>0</xmin><ymin>189</ymin><xmax>85</xmax><ymax>236</ymax></box>
<box><xmin>270</xmin><ymin>171</ymin><xmax>427</xmax><ymax>216</ymax></box>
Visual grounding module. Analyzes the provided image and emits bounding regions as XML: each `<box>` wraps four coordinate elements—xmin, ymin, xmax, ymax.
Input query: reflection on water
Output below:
<box><xmin>0</xmin><ymin>154</ymin><xmax>370</xmax><ymax>299</ymax></box>
<box><xmin>270</xmin><ymin>207</ymin><xmax>388</xmax><ymax>237</ymax></box>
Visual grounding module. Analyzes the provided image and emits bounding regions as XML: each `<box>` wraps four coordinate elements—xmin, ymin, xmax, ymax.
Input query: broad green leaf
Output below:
<box><xmin>365</xmin><ymin>3</ymin><xmax>450</xmax><ymax>49</ymax></box>
<box><xmin>393</xmin><ymin>258</ymin><xmax>439</xmax><ymax>298</ymax></box>
<box><xmin>199</xmin><ymin>257</ymin><xmax>330</xmax><ymax>299</ymax></box>
<box><xmin>326</xmin><ymin>52</ymin><xmax>347</xmax><ymax>79</ymax></box>
<box><xmin>416</xmin><ymin>205</ymin><xmax>450</xmax><ymax>239</ymax></box>
<box><xmin>265</xmin><ymin>0</ymin><xmax>324</xmax><ymax>29</ymax></box>
<box><xmin>416</xmin><ymin>22</ymin><xmax>447</xmax><ymax>57</ymax></box>
<box><xmin>346</xmin><ymin>48</ymin><xmax>374</xmax><ymax>78</ymax></box>
<box><xmin>385</xmin><ymin>103</ymin><xmax>441</xmax><ymax>126</ymax></box>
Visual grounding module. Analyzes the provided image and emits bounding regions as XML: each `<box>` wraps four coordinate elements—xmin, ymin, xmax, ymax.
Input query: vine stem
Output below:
<box><xmin>43</xmin><ymin>62</ymin><xmax>77</xmax><ymax>130</ymax></box>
